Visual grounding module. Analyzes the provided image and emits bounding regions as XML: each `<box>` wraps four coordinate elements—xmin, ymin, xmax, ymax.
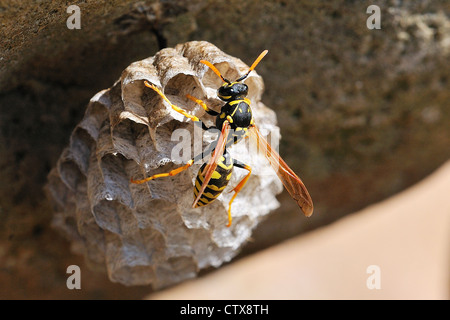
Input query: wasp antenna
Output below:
<box><xmin>200</xmin><ymin>60</ymin><xmax>231</xmax><ymax>84</ymax></box>
<box><xmin>236</xmin><ymin>49</ymin><xmax>268</xmax><ymax>82</ymax></box>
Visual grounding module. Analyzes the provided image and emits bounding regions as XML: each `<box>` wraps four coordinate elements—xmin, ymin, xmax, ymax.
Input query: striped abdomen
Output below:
<box><xmin>193</xmin><ymin>151</ymin><xmax>233</xmax><ymax>207</ymax></box>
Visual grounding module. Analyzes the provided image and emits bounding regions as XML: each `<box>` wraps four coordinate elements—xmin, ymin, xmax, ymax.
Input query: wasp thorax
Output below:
<box><xmin>218</xmin><ymin>82</ymin><xmax>248</xmax><ymax>101</ymax></box>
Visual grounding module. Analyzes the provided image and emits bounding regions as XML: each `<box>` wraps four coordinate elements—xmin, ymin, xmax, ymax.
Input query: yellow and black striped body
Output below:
<box><xmin>193</xmin><ymin>150</ymin><xmax>233</xmax><ymax>207</ymax></box>
<box><xmin>216</xmin><ymin>98</ymin><xmax>254</xmax><ymax>146</ymax></box>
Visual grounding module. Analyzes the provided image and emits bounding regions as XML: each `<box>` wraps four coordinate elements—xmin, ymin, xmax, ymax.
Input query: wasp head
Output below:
<box><xmin>200</xmin><ymin>50</ymin><xmax>268</xmax><ymax>102</ymax></box>
<box><xmin>217</xmin><ymin>82</ymin><xmax>248</xmax><ymax>101</ymax></box>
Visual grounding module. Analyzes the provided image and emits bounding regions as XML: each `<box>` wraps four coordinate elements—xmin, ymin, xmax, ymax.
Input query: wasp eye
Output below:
<box><xmin>218</xmin><ymin>85</ymin><xmax>233</xmax><ymax>101</ymax></box>
<box><xmin>235</xmin><ymin>83</ymin><xmax>248</xmax><ymax>96</ymax></box>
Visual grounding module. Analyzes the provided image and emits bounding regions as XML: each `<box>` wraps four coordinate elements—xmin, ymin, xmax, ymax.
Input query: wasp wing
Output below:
<box><xmin>248</xmin><ymin>125</ymin><xmax>313</xmax><ymax>217</ymax></box>
<box><xmin>192</xmin><ymin>121</ymin><xmax>231</xmax><ymax>208</ymax></box>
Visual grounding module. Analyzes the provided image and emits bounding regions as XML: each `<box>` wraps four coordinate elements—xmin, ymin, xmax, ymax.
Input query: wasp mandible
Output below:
<box><xmin>131</xmin><ymin>50</ymin><xmax>313</xmax><ymax>227</ymax></box>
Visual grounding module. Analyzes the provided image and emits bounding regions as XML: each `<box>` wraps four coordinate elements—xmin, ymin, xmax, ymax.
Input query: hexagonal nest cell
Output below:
<box><xmin>46</xmin><ymin>41</ymin><xmax>283</xmax><ymax>288</ymax></box>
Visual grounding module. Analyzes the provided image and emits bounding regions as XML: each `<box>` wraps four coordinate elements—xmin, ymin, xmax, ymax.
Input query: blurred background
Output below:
<box><xmin>0</xmin><ymin>0</ymin><xmax>449</xmax><ymax>299</ymax></box>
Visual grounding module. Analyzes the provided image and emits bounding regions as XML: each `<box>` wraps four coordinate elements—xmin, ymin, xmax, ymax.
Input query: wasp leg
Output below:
<box><xmin>226</xmin><ymin>160</ymin><xmax>252</xmax><ymax>227</ymax></box>
<box><xmin>186</xmin><ymin>94</ymin><xmax>219</xmax><ymax>116</ymax></box>
<box><xmin>145</xmin><ymin>82</ymin><xmax>214</xmax><ymax>131</ymax></box>
<box><xmin>131</xmin><ymin>159</ymin><xmax>195</xmax><ymax>184</ymax></box>
<box><xmin>145</xmin><ymin>81</ymin><xmax>201</xmax><ymax>122</ymax></box>
<box><xmin>131</xmin><ymin>141</ymin><xmax>217</xmax><ymax>184</ymax></box>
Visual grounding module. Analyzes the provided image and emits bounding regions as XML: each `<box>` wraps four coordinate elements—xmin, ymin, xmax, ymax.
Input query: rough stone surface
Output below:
<box><xmin>0</xmin><ymin>0</ymin><xmax>449</xmax><ymax>298</ymax></box>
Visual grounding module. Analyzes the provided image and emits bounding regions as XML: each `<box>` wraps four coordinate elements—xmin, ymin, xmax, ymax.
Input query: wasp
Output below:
<box><xmin>131</xmin><ymin>50</ymin><xmax>313</xmax><ymax>227</ymax></box>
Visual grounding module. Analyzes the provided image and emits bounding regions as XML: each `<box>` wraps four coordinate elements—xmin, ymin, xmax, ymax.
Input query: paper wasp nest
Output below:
<box><xmin>46</xmin><ymin>41</ymin><xmax>282</xmax><ymax>288</ymax></box>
